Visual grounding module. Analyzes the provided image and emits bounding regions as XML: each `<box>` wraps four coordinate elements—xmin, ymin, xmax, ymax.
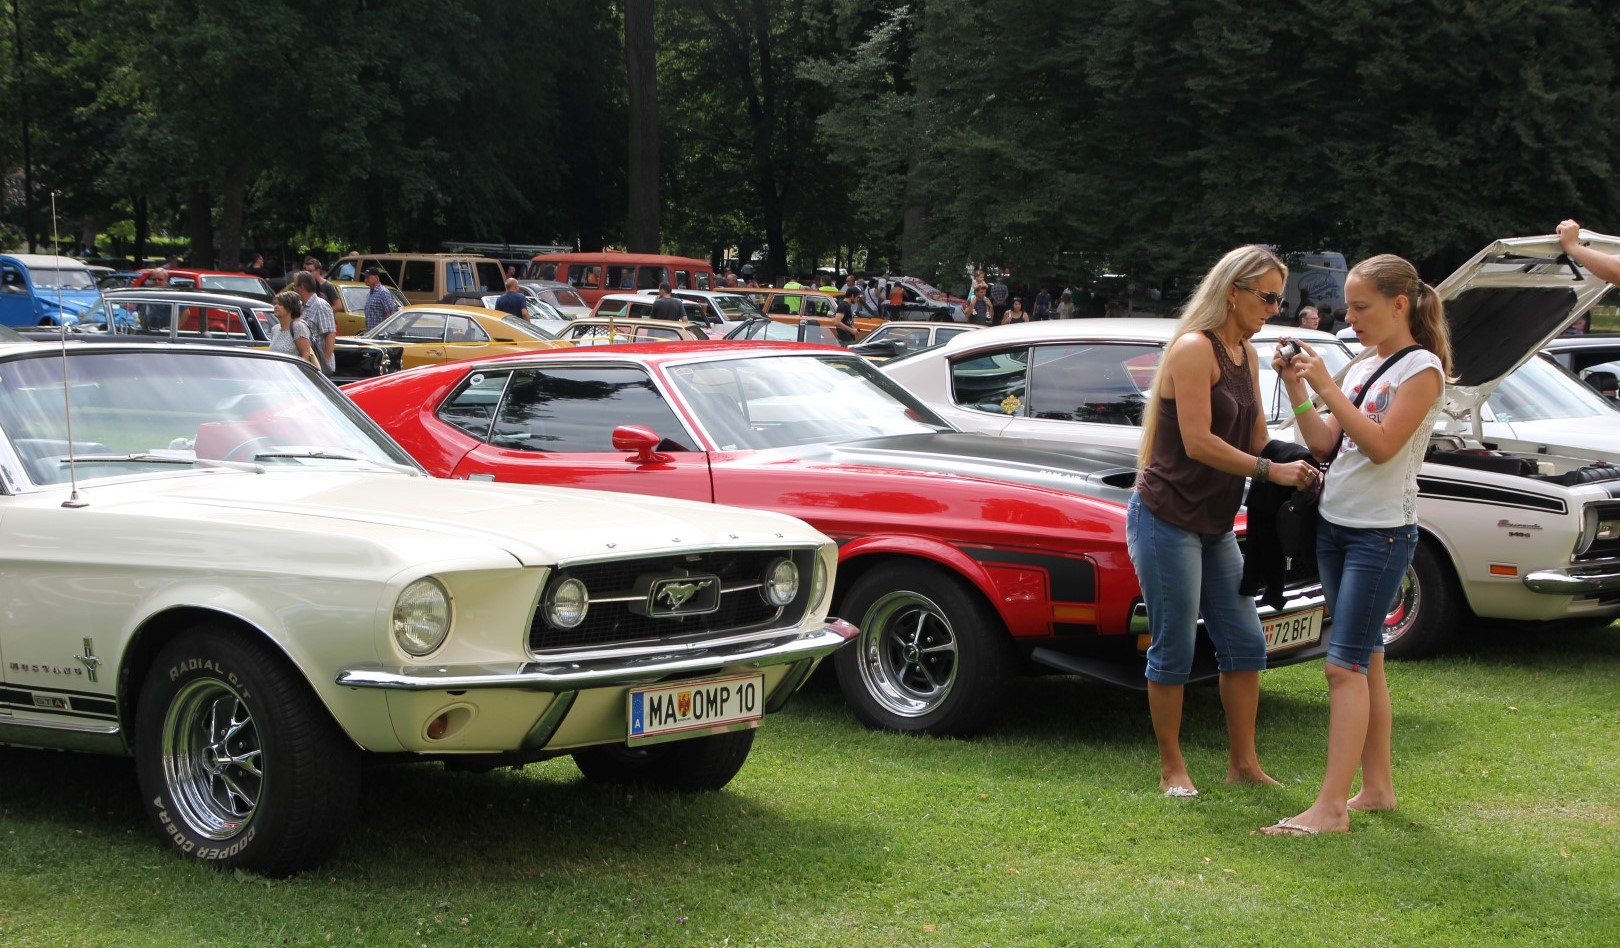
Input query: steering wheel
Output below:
<box><xmin>223</xmin><ymin>436</ymin><xmax>278</xmax><ymax>462</ymax></box>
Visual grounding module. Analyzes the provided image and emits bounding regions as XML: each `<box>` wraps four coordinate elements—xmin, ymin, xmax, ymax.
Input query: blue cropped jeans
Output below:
<box><xmin>1126</xmin><ymin>493</ymin><xmax>1268</xmax><ymax>685</ymax></box>
<box><xmin>1316</xmin><ymin>517</ymin><xmax>1418</xmax><ymax>674</ymax></box>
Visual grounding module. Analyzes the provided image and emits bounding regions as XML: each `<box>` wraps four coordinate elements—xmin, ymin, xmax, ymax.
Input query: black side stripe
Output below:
<box><xmin>961</xmin><ymin>547</ymin><xmax>1097</xmax><ymax>602</ymax></box>
<box><xmin>0</xmin><ymin>686</ymin><xmax>118</xmax><ymax>720</ymax></box>
<box><xmin>1417</xmin><ymin>477</ymin><xmax>1566</xmax><ymax>514</ymax></box>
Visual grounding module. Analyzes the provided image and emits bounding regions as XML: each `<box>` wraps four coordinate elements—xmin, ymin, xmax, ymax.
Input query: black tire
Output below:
<box><xmin>572</xmin><ymin>728</ymin><xmax>755</xmax><ymax>792</ymax></box>
<box><xmin>833</xmin><ymin>562</ymin><xmax>1013</xmax><ymax>736</ymax></box>
<box><xmin>134</xmin><ymin>628</ymin><xmax>360</xmax><ymax>876</ymax></box>
<box><xmin>1380</xmin><ymin>539</ymin><xmax>1460</xmax><ymax>660</ymax></box>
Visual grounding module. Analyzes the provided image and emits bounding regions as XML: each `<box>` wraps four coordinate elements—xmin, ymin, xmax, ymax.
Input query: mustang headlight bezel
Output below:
<box><xmin>545</xmin><ymin>575</ymin><xmax>590</xmax><ymax>629</ymax></box>
<box><xmin>762</xmin><ymin>557</ymin><xmax>800</xmax><ymax>607</ymax></box>
<box><xmin>393</xmin><ymin>577</ymin><xmax>453</xmax><ymax>656</ymax></box>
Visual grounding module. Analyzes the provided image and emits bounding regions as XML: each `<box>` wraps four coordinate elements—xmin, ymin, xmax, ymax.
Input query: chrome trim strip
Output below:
<box><xmin>0</xmin><ymin>718</ymin><xmax>127</xmax><ymax>755</ymax></box>
<box><xmin>338</xmin><ymin>618</ymin><xmax>859</xmax><ymax>692</ymax></box>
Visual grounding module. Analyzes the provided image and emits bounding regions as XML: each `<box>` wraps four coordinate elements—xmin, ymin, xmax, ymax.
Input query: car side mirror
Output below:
<box><xmin>612</xmin><ymin>424</ymin><xmax>674</xmax><ymax>465</ymax></box>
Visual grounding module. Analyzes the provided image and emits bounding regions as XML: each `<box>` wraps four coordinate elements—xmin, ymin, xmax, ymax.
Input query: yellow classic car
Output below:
<box><xmin>331</xmin><ymin>280</ymin><xmax>407</xmax><ymax>336</ymax></box>
<box><xmin>352</xmin><ymin>304</ymin><xmax>568</xmax><ymax>369</ymax></box>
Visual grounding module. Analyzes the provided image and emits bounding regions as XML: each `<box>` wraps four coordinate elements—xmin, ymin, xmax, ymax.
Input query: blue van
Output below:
<box><xmin>0</xmin><ymin>253</ymin><xmax>104</xmax><ymax>327</ymax></box>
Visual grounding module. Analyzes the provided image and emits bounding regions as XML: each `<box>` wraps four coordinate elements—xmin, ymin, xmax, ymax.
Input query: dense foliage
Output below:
<box><xmin>4</xmin><ymin>0</ymin><xmax>1619</xmax><ymax>285</ymax></box>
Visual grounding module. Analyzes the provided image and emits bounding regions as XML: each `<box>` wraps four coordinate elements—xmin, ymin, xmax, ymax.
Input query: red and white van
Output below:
<box><xmin>527</xmin><ymin>252</ymin><xmax>715</xmax><ymax>304</ymax></box>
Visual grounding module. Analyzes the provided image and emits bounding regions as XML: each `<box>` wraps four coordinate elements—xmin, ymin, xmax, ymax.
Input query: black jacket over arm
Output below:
<box><xmin>1239</xmin><ymin>440</ymin><xmax>1317</xmax><ymax>610</ymax></box>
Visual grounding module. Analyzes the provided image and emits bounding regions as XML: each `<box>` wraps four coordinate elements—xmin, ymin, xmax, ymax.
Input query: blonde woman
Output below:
<box><xmin>1263</xmin><ymin>254</ymin><xmax>1449</xmax><ymax>836</ymax></box>
<box><xmin>1127</xmin><ymin>245</ymin><xmax>1318</xmax><ymax>797</ymax></box>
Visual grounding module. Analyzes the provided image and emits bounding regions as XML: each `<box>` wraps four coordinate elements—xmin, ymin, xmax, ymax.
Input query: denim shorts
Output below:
<box><xmin>1126</xmin><ymin>493</ymin><xmax>1267</xmax><ymax>685</ymax></box>
<box><xmin>1316</xmin><ymin>518</ymin><xmax>1419</xmax><ymax>673</ymax></box>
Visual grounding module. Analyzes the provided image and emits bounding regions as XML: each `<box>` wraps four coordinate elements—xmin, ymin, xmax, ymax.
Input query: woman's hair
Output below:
<box><xmin>1348</xmin><ymin>254</ymin><xmax>1453</xmax><ymax>376</ymax></box>
<box><xmin>275</xmin><ymin>290</ymin><xmax>302</xmax><ymax>319</ymax></box>
<box><xmin>1137</xmin><ymin>245</ymin><xmax>1287</xmax><ymax>470</ymax></box>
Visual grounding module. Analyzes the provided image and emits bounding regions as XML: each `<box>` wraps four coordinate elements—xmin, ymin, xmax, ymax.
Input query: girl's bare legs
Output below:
<box><xmin>1263</xmin><ymin>662</ymin><xmax>1367</xmax><ymax>834</ymax></box>
<box><xmin>1347</xmin><ymin>653</ymin><xmax>1396</xmax><ymax>811</ymax></box>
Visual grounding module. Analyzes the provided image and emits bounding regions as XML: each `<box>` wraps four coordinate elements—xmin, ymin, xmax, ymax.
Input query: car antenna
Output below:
<box><xmin>50</xmin><ymin>191</ymin><xmax>88</xmax><ymax>508</ymax></box>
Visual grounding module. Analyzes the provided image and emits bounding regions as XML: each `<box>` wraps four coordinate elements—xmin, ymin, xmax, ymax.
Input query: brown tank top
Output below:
<box><xmin>1136</xmin><ymin>330</ymin><xmax>1257</xmax><ymax>534</ymax></box>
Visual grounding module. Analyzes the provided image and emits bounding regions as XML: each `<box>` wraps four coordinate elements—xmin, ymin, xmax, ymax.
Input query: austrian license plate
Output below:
<box><xmin>1264</xmin><ymin>607</ymin><xmax>1323</xmax><ymax>653</ymax></box>
<box><xmin>627</xmin><ymin>673</ymin><xmax>764</xmax><ymax>746</ymax></box>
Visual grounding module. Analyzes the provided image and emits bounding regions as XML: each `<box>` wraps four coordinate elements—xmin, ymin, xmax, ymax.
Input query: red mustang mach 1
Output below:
<box><xmin>346</xmin><ymin>342</ymin><xmax>1327</xmax><ymax>735</ymax></box>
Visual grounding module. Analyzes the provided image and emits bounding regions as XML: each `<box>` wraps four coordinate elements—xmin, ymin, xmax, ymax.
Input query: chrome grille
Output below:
<box><xmin>529</xmin><ymin>548</ymin><xmax>814</xmax><ymax>653</ymax></box>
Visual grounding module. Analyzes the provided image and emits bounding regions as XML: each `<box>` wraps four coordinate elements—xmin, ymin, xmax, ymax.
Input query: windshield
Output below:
<box><xmin>709</xmin><ymin>294</ymin><xmax>764</xmax><ymax>319</ymax></box>
<box><xmin>665</xmin><ymin>353</ymin><xmax>949</xmax><ymax>451</ymax></box>
<box><xmin>538</xmin><ymin>287</ymin><xmax>587</xmax><ymax>310</ymax></box>
<box><xmin>28</xmin><ymin>267</ymin><xmax>97</xmax><ymax>291</ymax></box>
<box><xmin>1256</xmin><ymin>340</ymin><xmax>1355</xmax><ymax>423</ymax></box>
<box><xmin>0</xmin><ymin>349</ymin><xmax>418</xmax><ymax>486</ymax></box>
<box><xmin>1486</xmin><ymin>353</ymin><xmax>1620</xmax><ymax>422</ymax></box>
<box><xmin>199</xmin><ymin>275</ymin><xmax>272</xmax><ymax>296</ymax></box>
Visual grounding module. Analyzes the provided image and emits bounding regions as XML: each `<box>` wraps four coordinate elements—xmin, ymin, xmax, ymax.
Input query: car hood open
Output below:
<box><xmin>1432</xmin><ymin>231</ymin><xmax>1620</xmax><ymax>415</ymax></box>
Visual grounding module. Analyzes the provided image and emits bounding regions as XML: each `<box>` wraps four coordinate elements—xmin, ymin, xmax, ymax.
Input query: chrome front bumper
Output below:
<box><xmin>1523</xmin><ymin>563</ymin><xmax>1620</xmax><ymax>595</ymax></box>
<box><xmin>336</xmin><ymin>618</ymin><xmax>858</xmax><ymax>692</ymax></box>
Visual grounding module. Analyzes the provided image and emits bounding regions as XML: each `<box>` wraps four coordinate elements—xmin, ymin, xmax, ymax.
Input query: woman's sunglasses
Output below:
<box><xmin>1239</xmin><ymin>285</ymin><xmax>1284</xmax><ymax>307</ymax></box>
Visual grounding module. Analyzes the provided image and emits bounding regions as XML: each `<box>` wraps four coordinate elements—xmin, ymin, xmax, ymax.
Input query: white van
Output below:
<box><xmin>1286</xmin><ymin>252</ymin><xmax>1349</xmax><ymax>324</ymax></box>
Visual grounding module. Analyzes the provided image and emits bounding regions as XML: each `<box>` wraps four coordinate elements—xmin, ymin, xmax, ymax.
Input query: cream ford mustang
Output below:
<box><xmin>0</xmin><ymin>344</ymin><xmax>850</xmax><ymax>875</ymax></box>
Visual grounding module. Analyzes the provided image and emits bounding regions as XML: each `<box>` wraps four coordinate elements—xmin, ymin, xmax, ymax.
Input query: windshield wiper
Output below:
<box><xmin>250</xmin><ymin>449</ymin><xmax>422</xmax><ymax>476</ymax></box>
<box><xmin>62</xmin><ymin>453</ymin><xmax>195</xmax><ymax>465</ymax></box>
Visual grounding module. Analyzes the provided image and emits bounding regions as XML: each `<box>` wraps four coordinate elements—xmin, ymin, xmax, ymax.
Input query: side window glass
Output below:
<box><xmin>537</xmin><ymin>263</ymin><xmax>558</xmax><ymax>281</ymax></box>
<box><xmin>391</xmin><ymin>312</ymin><xmax>447</xmax><ymax>343</ymax></box>
<box><xmin>579</xmin><ymin>266</ymin><xmax>601</xmax><ymax>289</ymax></box>
<box><xmin>937</xmin><ymin>328</ymin><xmax>967</xmax><ymax>344</ymax></box>
<box><xmin>400</xmin><ymin>261</ymin><xmax>436</xmax><ymax>295</ymax></box>
<box><xmin>1026</xmin><ymin>343</ymin><xmax>1159</xmax><ymax>425</ymax></box>
<box><xmin>475</xmin><ymin>262</ymin><xmax>503</xmax><ymax>292</ymax></box>
<box><xmin>330</xmin><ymin>259</ymin><xmax>359</xmax><ymax>281</ymax></box>
<box><xmin>493</xmin><ymin>365</ymin><xmax>691</xmax><ymax>452</ymax></box>
<box><xmin>767</xmin><ymin>295</ymin><xmax>793</xmax><ymax>315</ymax></box>
<box><xmin>640</xmin><ymin>267</ymin><xmax>665</xmax><ymax>290</ymax></box>
<box><xmin>695</xmin><ymin>272</ymin><xmax>711</xmax><ymax>290</ymax></box>
<box><xmin>642</xmin><ymin>326</ymin><xmax>680</xmax><ymax>341</ymax></box>
<box><xmin>607</xmin><ymin>266</ymin><xmax>634</xmax><ymax>290</ymax></box>
<box><xmin>950</xmin><ymin>347</ymin><xmax>1030</xmax><ymax>415</ymax></box>
<box><xmin>448</xmin><ymin>315</ymin><xmax>489</xmax><ymax>342</ymax></box>
<box><xmin>447</xmin><ymin>262</ymin><xmax>475</xmax><ymax>295</ymax></box>
<box><xmin>806</xmin><ymin>296</ymin><xmax>834</xmax><ymax>317</ymax></box>
<box><xmin>670</xmin><ymin>269</ymin><xmax>689</xmax><ymax>290</ymax></box>
<box><xmin>436</xmin><ymin>370</ymin><xmax>511</xmax><ymax>440</ymax></box>
<box><xmin>2</xmin><ymin>264</ymin><xmax>28</xmax><ymax>291</ymax></box>
<box><xmin>133</xmin><ymin>302</ymin><xmax>175</xmax><ymax>336</ymax></box>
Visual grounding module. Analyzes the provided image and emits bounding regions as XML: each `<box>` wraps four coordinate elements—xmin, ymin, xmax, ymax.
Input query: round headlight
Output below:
<box><xmin>762</xmin><ymin>558</ymin><xmax>800</xmax><ymax>607</ymax></box>
<box><xmin>546</xmin><ymin>576</ymin><xmax>590</xmax><ymax>629</ymax></box>
<box><xmin>393</xmin><ymin>578</ymin><xmax>452</xmax><ymax>656</ymax></box>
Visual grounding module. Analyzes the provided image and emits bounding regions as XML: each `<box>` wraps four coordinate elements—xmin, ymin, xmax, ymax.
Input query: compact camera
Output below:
<box><xmin>1276</xmin><ymin>340</ymin><xmax>1301</xmax><ymax>363</ymax></box>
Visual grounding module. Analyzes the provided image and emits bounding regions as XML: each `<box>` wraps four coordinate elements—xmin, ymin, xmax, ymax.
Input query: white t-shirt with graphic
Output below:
<box><xmin>1320</xmin><ymin>348</ymin><xmax>1445</xmax><ymax>529</ymax></box>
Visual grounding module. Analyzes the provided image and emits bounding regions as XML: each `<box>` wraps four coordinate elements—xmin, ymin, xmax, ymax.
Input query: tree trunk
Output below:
<box><xmin>217</xmin><ymin>159</ymin><xmax>249</xmax><ymax>270</ymax></box>
<box><xmin>133</xmin><ymin>195</ymin><xmax>149</xmax><ymax>267</ymax></box>
<box><xmin>366</xmin><ymin>182</ymin><xmax>388</xmax><ymax>252</ymax></box>
<box><xmin>625</xmin><ymin>0</ymin><xmax>659</xmax><ymax>253</ymax></box>
<box><xmin>187</xmin><ymin>187</ymin><xmax>215</xmax><ymax>268</ymax></box>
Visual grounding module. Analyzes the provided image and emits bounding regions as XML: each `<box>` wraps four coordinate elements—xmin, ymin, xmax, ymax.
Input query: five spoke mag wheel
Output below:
<box><xmin>135</xmin><ymin>627</ymin><xmax>360</xmax><ymax>876</ymax></box>
<box><xmin>834</xmin><ymin>562</ymin><xmax>1012</xmax><ymax>736</ymax></box>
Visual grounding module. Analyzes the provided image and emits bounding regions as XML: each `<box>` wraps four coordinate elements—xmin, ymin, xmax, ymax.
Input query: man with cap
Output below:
<box><xmin>362</xmin><ymin>266</ymin><xmax>399</xmax><ymax>331</ymax></box>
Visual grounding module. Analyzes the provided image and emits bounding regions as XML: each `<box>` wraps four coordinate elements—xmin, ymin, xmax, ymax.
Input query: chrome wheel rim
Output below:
<box><xmin>161</xmin><ymin>679</ymin><xmax>263</xmax><ymax>840</ymax></box>
<box><xmin>855</xmin><ymin>589</ymin><xmax>959</xmax><ymax>717</ymax></box>
<box><xmin>1382</xmin><ymin>566</ymin><xmax>1420</xmax><ymax>647</ymax></box>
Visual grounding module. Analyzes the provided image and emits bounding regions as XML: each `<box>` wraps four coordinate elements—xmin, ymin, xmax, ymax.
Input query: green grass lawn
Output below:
<box><xmin>4</xmin><ymin>623</ymin><xmax>1618</xmax><ymax>947</ymax></box>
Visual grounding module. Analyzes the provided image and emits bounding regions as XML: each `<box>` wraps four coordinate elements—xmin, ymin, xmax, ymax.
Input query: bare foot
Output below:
<box><xmin>1160</xmin><ymin>770</ymin><xmax>1198</xmax><ymax>797</ymax></box>
<box><xmin>1259</xmin><ymin>807</ymin><xmax>1349</xmax><ymax>836</ymax></box>
<box><xmin>1227</xmin><ymin>765</ymin><xmax>1283</xmax><ymax>787</ymax></box>
<box><xmin>1347</xmin><ymin>792</ymin><xmax>1396</xmax><ymax>812</ymax></box>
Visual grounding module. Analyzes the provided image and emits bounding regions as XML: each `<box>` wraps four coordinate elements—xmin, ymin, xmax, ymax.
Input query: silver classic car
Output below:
<box><xmin>0</xmin><ymin>343</ymin><xmax>850</xmax><ymax>875</ymax></box>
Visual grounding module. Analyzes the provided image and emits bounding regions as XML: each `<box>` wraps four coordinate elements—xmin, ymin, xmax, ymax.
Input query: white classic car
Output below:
<box><xmin>0</xmin><ymin>343</ymin><xmax>851</xmax><ymax>875</ymax></box>
<box><xmin>881</xmin><ymin>234</ymin><xmax>1620</xmax><ymax>660</ymax></box>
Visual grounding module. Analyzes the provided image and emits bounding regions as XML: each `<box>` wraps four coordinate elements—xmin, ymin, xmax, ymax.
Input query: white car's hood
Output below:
<box><xmin>53</xmin><ymin>471</ymin><xmax>821</xmax><ymax>569</ymax></box>
<box><xmin>1438</xmin><ymin>231</ymin><xmax>1620</xmax><ymax>415</ymax></box>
